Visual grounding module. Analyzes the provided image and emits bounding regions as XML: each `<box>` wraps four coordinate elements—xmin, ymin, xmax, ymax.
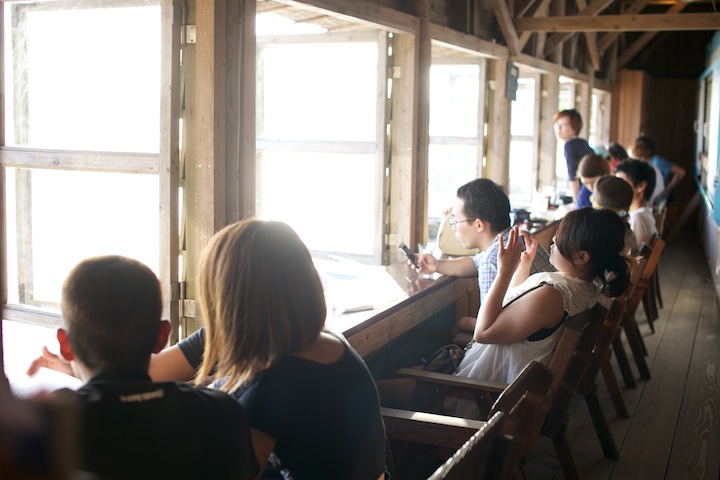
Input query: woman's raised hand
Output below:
<box><xmin>519</xmin><ymin>230</ymin><xmax>539</xmax><ymax>266</ymax></box>
<box><xmin>497</xmin><ymin>225</ymin><xmax>522</xmax><ymax>275</ymax></box>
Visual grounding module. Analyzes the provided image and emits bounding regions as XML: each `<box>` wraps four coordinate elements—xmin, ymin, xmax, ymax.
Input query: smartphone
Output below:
<box><xmin>398</xmin><ymin>242</ymin><xmax>420</xmax><ymax>269</ymax></box>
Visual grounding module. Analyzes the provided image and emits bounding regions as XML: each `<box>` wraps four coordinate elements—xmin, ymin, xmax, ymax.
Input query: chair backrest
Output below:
<box><xmin>426</xmin><ymin>410</ymin><xmax>505</xmax><ymax>480</ymax></box>
<box><xmin>577</xmin><ymin>298</ymin><xmax>625</xmax><ymax>394</ymax></box>
<box><xmin>436</xmin><ymin>213</ymin><xmax>480</xmax><ymax>257</ymax></box>
<box><xmin>654</xmin><ymin>205</ymin><xmax>668</xmax><ymax>238</ymax></box>
<box><xmin>628</xmin><ymin>236</ymin><xmax>665</xmax><ymax>314</ymax></box>
<box><xmin>384</xmin><ymin>361</ymin><xmax>553</xmax><ymax>480</ymax></box>
<box><xmin>542</xmin><ymin>303</ymin><xmax>609</xmax><ymax>438</ymax></box>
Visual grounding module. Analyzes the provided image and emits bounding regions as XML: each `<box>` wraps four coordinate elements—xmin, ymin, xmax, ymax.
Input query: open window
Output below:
<box><xmin>1</xmin><ymin>0</ymin><xmax>163</xmax><ymax>378</ymax></box>
<box><xmin>255</xmin><ymin>11</ymin><xmax>390</xmax><ymax>264</ymax></box>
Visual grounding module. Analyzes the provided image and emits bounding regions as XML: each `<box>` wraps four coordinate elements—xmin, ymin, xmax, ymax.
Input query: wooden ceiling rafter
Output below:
<box><xmin>543</xmin><ymin>0</ymin><xmax>617</xmax><ymax>54</ymax></box>
<box><xmin>597</xmin><ymin>0</ymin><xmax>649</xmax><ymax>53</ymax></box>
<box><xmin>491</xmin><ymin>0</ymin><xmax>522</xmax><ymax>55</ymax></box>
<box><xmin>616</xmin><ymin>1</ymin><xmax>687</xmax><ymax>67</ymax></box>
<box><xmin>517</xmin><ymin>0</ymin><xmax>554</xmax><ymax>51</ymax></box>
<box><xmin>515</xmin><ymin>12</ymin><xmax>720</xmax><ymax>32</ymax></box>
<box><xmin>576</xmin><ymin>0</ymin><xmax>602</xmax><ymax>70</ymax></box>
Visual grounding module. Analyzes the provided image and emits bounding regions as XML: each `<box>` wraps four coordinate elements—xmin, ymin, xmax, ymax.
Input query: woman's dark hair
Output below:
<box><xmin>555</xmin><ymin>208</ymin><xmax>631</xmax><ymax>297</ymax></box>
<box><xmin>608</xmin><ymin>143</ymin><xmax>628</xmax><ymax>161</ymax></box>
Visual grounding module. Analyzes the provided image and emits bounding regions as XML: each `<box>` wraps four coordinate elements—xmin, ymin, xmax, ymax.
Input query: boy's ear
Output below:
<box><xmin>152</xmin><ymin>320</ymin><xmax>172</xmax><ymax>354</ymax></box>
<box><xmin>56</xmin><ymin>328</ymin><xmax>75</xmax><ymax>361</ymax></box>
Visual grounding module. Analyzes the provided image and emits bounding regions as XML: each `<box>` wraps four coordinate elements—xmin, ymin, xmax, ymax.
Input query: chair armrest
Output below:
<box><xmin>382</xmin><ymin>407</ymin><xmax>488</xmax><ymax>449</ymax></box>
<box><xmin>396</xmin><ymin>368</ymin><xmax>508</xmax><ymax>394</ymax></box>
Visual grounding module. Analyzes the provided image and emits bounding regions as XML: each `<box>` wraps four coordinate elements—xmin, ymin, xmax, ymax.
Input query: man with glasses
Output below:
<box><xmin>415</xmin><ymin>178</ymin><xmax>554</xmax><ymax>341</ymax></box>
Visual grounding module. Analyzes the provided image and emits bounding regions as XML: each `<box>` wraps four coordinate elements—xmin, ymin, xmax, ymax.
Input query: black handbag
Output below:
<box><xmin>421</xmin><ymin>344</ymin><xmax>465</xmax><ymax>374</ymax></box>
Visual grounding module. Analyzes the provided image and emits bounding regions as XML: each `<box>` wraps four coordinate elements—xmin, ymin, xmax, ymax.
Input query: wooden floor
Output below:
<box><xmin>527</xmin><ymin>229</ymin><xmax>720</xmax><ymax>480</ymax></box>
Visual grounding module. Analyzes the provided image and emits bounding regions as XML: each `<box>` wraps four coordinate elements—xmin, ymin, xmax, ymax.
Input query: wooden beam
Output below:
<box><xmin>517</xmin><ymin>0</ymin><xmax>553</xmax><ymax>52</ymax></box>
<box><xmin>278</xmin><ymin>0</ymin><xmax>417</xmax><ymax>33</ymax></box>
<box><xmin>491</xmin><ymin>0</ymin><xmax>521</xmax><ymax>56</ymax></box>
<box><xmin>616</xmin><ymin>3</ymin><xmax>686</xmax><ymax>68</ymax></box>
<box><xmin>598</xmin><ymin>0</ymin><xmax>649</xmax><ymax>54</ymax></box>
<box><xmin>517</xmin><ymin>13</ymin><xmax>720</xmax><ymax>33</ymax></box>
<box><xmin>576</xmin><ymin>0</ymin><xmax>601</xmax><ymax>71</ymax></box>
<box><xmin>544</xmin><ymin>0</ymin><xmax>617</xmax><ymax>54</ymax></box>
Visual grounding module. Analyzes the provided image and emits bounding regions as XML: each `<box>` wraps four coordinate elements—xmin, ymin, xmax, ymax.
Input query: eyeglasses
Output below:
<box><xmin>449</xmin><ymin>218</ymin><xmax>477</xmax><ymax>229</ymax></box>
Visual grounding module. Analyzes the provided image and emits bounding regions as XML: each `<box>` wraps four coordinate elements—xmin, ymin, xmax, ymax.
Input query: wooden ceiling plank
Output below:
<box><xmin>491</xmin><ymin>0</ymin><xmax>521</xmax><ymax>56</ymax></box>
<box><xmin>544</xmin><ymin>0</ymin><xmax>615</xmax><ymax>54</ymax></box>
<box><xmin>517</xmin><ymin>12</ymin><xmax>720</xmax><ymax>32</ymax></box>
<box><xmin>598</xmin><ymin>0</ymin><xmax>649</xmax><ymax>54</ymax></box>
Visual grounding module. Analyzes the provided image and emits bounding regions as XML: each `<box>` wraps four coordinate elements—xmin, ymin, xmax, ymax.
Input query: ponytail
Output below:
<box><xmin>603</xmin><ymin>255</ymin><xmax>632</xmax><ymax>298</ymax></box>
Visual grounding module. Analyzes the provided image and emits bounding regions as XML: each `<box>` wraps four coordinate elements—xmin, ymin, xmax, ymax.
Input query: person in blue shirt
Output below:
<box><xmin>554</xmin><ymin>109</ymin><xmax>595</xmax><ymax>206</ymax></box>
<box><xmin>634</xmin><ymin>135</ymin><xmax>686</xmax><ymax>205</ymax></box>
<box><xmin>412</xmin><ymin>178</ymin><xmax>554</xmax><ymax>341</ymax></box>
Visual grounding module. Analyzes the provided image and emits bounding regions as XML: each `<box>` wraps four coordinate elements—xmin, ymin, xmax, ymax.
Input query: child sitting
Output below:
<box><xmin>591</xmin><ymin>175</ymin><xmax>639</xmax><ymax>256</ymax></box>
<box><xmin>55</xmin><ymin>255</ymin><xmax>257</xmax><ymax>480</ymax></box>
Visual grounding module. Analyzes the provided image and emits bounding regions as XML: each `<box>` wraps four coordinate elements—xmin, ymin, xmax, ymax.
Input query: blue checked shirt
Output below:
<box><xmin>472</xmin><ymin>226</ymin><xmax>555</xmax><ymax>305</ymax></box>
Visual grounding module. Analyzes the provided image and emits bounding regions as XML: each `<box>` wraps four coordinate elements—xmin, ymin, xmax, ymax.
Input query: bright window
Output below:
<box><xmin>428</xmin><ymin>61</ymin><xmax>483</xmax><ymax>240</ymax></box>
<box><xmin>256</xmin><ymin>23</ymin><xmax>387</xmax><ymax>263</ymax></box>
<box><xmin>2</xmin><ymin>2</ymin><xmax>161</xmax><ymax>315</ymax></box>
<box><xmin>509</xmin><ymin>75</ymin><xmax>538</xmax><ymax>206</ymax></box>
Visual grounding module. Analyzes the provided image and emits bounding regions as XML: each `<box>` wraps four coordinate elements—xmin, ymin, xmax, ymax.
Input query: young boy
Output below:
<box><xmin>56</xmin><ymin>255</ymin><xmax>257</xmax><ymax>480</ymax></box>
<box><xmin>615</xmin><ymin>159</ymin><xmax>658</xmax><ymax>249</ymax></box>
<box><xmin>591</xmin><ymin>175</ymin><xmax>639</xmax><ymax>256</ymax></box>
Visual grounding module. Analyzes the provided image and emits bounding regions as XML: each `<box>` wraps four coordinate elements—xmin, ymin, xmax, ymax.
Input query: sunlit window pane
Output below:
<box><xmin>258</xmin><ymin>42</ymin><xmax>377</xmax><ymax>142</ymax></box>
<box><xmin>256</xmin><ymin>151</ymin><xmax>377</xmax><ymax>255</ymax></box>
<box><xmin>510</xmin><ymin>78</ymin><xmax>535</xmax><ymax>136</ymax></box>
<box><xmin>508</xmin><ymin>140</ymin><xmax>534</xmax><ymax>203</ymax></box>
<box><xmin>428</xmin><ymin>144</ymin><xmax>478</xmax><ymax>219</ymax></box>
<box><xmin>429</xmin><ymin>64</ymin><xmax>479</xmax><ymax>137</ymax></box>
<box><xmin>3</xmin><ymin>4</ymin><xmax>160</xmax><ymax>153</ymax></box>
<box><xmin>5</xmin><ymin>168</ymin><xmax>159</xmax><ymax>308</ymax></box>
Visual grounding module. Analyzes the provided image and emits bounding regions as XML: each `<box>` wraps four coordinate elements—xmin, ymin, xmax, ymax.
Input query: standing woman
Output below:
<box><xmin>195</xmin><ymin>220</ymin><xmax>387</xmax><ymax>480</ymax></box>
<box><xmin>553</xmin><ymin>109</ymin><xmax>595</xmax><ymax>206</ymax></box>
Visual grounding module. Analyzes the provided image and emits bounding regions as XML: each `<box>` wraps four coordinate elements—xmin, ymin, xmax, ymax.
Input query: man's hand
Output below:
<box><xmin>26</xmin><ymin>346</ymin><xmax>74</xmax><ymax>377</ymax></box>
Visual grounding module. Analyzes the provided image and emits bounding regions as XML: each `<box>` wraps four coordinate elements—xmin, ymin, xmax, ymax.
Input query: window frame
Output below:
<box><xmin>0</xmin><ymin>0</ymin><xmax>179</xmax><ymax>332</ymax></box>
<box><xmin>255</xmin><ymin>30</ymin><xmax>391</xmax><ymax>265</ymax></box>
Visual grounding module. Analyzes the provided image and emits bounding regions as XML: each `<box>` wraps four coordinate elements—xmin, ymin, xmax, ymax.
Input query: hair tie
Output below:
<box><xmin>616</xmin><ymin>210</ymin><xmax>628</xmax><ymax>218</ymax></box>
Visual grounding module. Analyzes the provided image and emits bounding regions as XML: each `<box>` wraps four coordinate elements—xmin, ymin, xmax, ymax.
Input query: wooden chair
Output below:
<box><xmin>426</xmin><ymin>411</ymin><xmax>505</xmax><ymax>480</ymax></box>
<box><xmin>613</xmin><ymin>236</ymin><xmax>666</xmax><ymax>386</ymax></box>
<box><xmin>576</xmin><ymin>298</ymin><xmax>627</xmax><ymax>459</ymax></box>
<box><xmin>395</xmin><ymin>304</ymin><xmax>608</xmax><ymax>480</ymax></box>
<box><xmin>640</xmin><ymin>235</ymin><xmax>666</xmax><ymax>333</ymax></box>
<box><xmin>383</xmin><ymin>361</ymin><xmax>553</xmax><ymax>480</ymax></box>
<box><xmin>652</xmin><ymin>205</ymin><xmax>668</xmax><ymax>309</ymax></box>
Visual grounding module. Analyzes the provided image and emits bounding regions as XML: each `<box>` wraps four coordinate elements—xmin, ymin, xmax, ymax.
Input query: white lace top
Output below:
<box><xmin>503</xmin><ymin>271</ymin><xmax>600</xmax><ymax>316</ymax></box>
<box><xmin>450</xmin><ymin>272</ymin><xmax>600</xmax><ymax>418</ymax></box>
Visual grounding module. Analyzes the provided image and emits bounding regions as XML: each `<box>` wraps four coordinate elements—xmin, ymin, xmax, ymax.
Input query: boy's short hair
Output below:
<box><xmin>552</xmin><ymin>109</ymin><xmax>583</xmax><ymax>134</ymax></box>
<box><xmin>615</xmin><ymin>158</ymin><xmax>657</xmax><ymax>202</ymax></box>
<box><xmin>578</xmin><ymin>154</ymin><xmax>611</xmax><ymax>178</ymax></box>
<box><xmin>456</xmin><ymin>178</ymin><xmax>511</xmax><ymax>233</ymax></box>
<box><xmin>592</xmin><ymin>176</ymin><xmax>633</xmax><ymax>211</ymax></box>
<box><xmin>62</xmin><ymin>256</ymin><xmax>163</xmax><ymax>370</ymax></box>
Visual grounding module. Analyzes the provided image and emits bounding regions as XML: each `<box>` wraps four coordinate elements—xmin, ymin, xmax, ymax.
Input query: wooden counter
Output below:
<box><xmin>325</xmin><ymin>263</ymin><xmax>477</xmax><ymax>359</ymax></box>
<box><xmin>325</xmin><ymin>215</ymin><xmax>564</xmax><ymax>360</ymax></box>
